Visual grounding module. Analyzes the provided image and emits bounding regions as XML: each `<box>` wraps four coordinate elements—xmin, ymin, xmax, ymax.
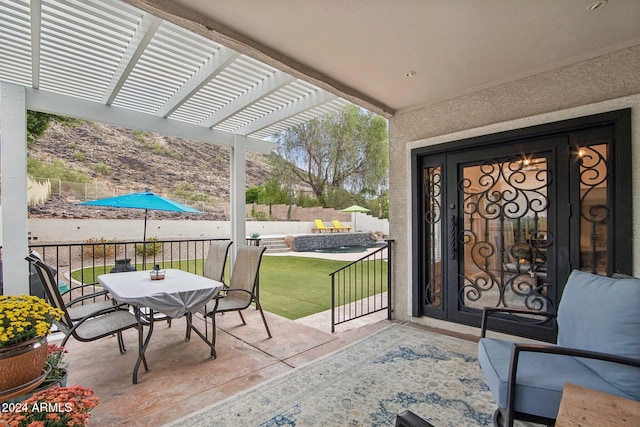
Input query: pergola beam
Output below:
<box><xmin>156</xmin><ymin>47</ymin><xmax>241</xmax><ymax>118</ymax></box>
<box><xmin>30</xmin><ymin>0</ymin><xmax>41</xmax><ymax>88</ymax></box>
<box><xmin>102</xmin><ymin>14</ymin><xmax>162</xmax><ymax>105</ymax></box>
<box><xmin>201</xmin><ymin>70</ymin><xmax>295</xmax><ymax>128</ymax></box>
<box><xmin>25</xmin><ymin>86</ymin><xmax>274</xmax><ymax>152</ymax></box>
<box><xmin>235</xmin><ymin>90</ymin><xmax>336</xmax><ymax>136</ymax></box>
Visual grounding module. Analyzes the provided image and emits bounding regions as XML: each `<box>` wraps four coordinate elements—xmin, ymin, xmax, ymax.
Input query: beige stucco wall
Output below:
<box><xmin>388</xmin><ymin>44</ymin><xmax>640</xmax><ymax>335</ymax></box>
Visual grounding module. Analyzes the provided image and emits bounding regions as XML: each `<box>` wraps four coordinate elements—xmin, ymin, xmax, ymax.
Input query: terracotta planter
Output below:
<box><xmin>6</xmin><ymin>369</ymin><xmax>68</xmax><ymax>403</ymax></box>
<box><xmin>0</xmin><ymin>337</ymin><xmax>48</xmax><ymax>392</ymax></box>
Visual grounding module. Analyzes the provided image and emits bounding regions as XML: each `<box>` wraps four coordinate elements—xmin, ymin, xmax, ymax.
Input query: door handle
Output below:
<box><xmin>450</xmin><ymin>215</ymin><xmax>457</xmax><ymax>260</ymax></box>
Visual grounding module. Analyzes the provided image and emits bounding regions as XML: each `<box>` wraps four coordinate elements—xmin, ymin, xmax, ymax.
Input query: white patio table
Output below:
<box><xmin>98</xmin><ymin>269</ymin><xmax>223</xmax><ymax>384</ymax></box>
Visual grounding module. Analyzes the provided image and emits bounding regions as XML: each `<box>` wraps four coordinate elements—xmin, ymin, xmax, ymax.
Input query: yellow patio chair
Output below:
<box><xmin>332</xmin><ymin>220</ymin><xmax>352</xmax><ymax>232</ymax></box>
<box><xmin>314</xmin><ymin>219</ymin><xmax>336</xmax><ymax>233</ymax></box>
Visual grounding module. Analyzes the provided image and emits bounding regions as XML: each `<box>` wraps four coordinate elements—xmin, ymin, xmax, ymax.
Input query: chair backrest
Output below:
<box><xmin>25</xmin><ymin>255</ymin><xmax>73</xmax><ymax>331</ymax></box>
<box><xmin>203</xmin><ymin>241</ymin><xmax>233</xmax><ymax>283</ymax></box>
<box><xmin>314</xmin><ymin>219</ymin><xmax>326</xmax><ymax>229</ymax></box>
<box><xmin>228</xmin><ymin>246</ymin><xmax>267</xmax><ymax>304</ymax></box>
<box><xmin>557</xmin><ymin>269</ymin><xmax>640</xmax><ymax>400</ymax></box>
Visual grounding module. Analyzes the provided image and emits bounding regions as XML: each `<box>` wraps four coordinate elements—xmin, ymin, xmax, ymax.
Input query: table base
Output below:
<box><xmin>132</xmin><ymin>308</ymin><xmax>215</xmax><ymax>384</ymax></box>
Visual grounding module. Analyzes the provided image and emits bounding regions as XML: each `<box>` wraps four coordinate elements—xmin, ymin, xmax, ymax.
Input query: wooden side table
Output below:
<box><xmin>556</xmin><ymin>383</ymin><xmax>640</xmax><ymax>427</ymax></box>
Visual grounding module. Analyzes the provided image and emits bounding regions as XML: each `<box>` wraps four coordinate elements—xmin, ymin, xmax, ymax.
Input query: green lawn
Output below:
<box><xmin>72</xmin><ymin>255</ymin><xmax>387</xmax><ymax>320</ymax></box>
<box><xmin>259</xmin><ymin>256</ymin><xmax>350</xmax><ymax>319</ymax></box>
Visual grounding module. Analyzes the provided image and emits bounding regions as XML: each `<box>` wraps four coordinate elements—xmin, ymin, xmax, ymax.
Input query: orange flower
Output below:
<box><xmin>0</xmin><ymin>386</ymin><xmax>98</xmax><ymax>427</ymax></box>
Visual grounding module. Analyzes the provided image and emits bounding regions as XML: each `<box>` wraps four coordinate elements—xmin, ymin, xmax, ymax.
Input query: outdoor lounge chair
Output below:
<box><xmin>200</xmin><ymin>246</ymin><xmax>271</xmax><ymax>351</ymax></box>
<box><xmin>332</xmin><ymin>220</ymin><xmax>352</xmax><ymax>232</ymax></box>
<box><xmin>313</xmin><ymin>219</ymin><xmax>336</xmax><ymax>233</ymax></box>
<box><xmin>478</xmin><ymin>270</ymin><xmax>640</xmax><ymax>426</ymax></box>
<box><xmin>26</xmin><ymin>255</ymin><xmax>142</xmax><ymax>354</ymax></box>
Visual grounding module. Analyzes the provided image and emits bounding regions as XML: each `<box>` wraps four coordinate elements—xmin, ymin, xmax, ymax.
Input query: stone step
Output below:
<box><xmin>261</xmin><ymin>237</ymin><xmax>286</xmax><ymax>243</ymax></box>
<box><xmin>265</xmin><ymin>246</ymin><xmax>292</xmax><ymax>253</ymax></box>
<box><xmin>259</xmin><ymin>237</ymin><xmax>291</xmax><ymax>253</ymax></box>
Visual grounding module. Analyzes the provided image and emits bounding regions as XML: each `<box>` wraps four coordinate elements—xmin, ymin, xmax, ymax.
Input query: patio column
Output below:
<box><xmin>230</xmin><ymin>134</ymin><xmax>247</xmax><ymax>260</ymax></box>
<box><xmin>0</xmin><ymin>82</ymin><xmax>30</xmax><ymax>295</ymax></box>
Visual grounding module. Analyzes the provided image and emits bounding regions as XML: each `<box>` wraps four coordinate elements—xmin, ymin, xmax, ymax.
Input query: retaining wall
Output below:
<box><xmin>293</xmin><ymin>232</ymin><xmax>375</xmax><ymax>251</ymax></box>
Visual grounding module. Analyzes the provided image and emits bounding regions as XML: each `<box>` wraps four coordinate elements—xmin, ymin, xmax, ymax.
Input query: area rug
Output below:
<box><xmin>165</xmin><ymin>322</ymin><xmax>504</xmax><ymax>426</ymax></box>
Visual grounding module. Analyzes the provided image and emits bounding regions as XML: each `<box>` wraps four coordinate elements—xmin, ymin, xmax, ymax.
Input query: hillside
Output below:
<box><xmin>27</xmin><ymin>119</ymin><xmax>273</xmax><ymax>220</ymax></box>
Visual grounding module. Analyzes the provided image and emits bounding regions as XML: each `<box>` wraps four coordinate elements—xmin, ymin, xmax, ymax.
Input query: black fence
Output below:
<box><xmin>25</xmin><ymin>238</ymin><xmax>256</xmax><ymax>301</ymax></box>
<box><xmin>330</xmin><ymin>240</ymin><xmax>393</xmax><ymax>332</ymax></box>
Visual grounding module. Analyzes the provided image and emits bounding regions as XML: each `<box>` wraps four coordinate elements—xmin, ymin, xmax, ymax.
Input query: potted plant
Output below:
<box><xmin>0</xmin><ymin>295</ymin><xmax>64</xmax><ymax>395</ymax></box>
<box><xmin>0</xmin><ymin>385</ymin><xmax>99</xmax><ymax>426</ymax></box>
<box><xmin>45</xmin><ymin>344</ymin><xmax>68</xmax><ymax>387</ymax></box>
<box><xmin>6</xmin><ymin>344</ymin><xmax>70</xmax><ymax>404</ymax></box>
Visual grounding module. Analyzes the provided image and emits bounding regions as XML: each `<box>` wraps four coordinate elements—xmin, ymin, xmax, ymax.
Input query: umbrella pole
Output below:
<box><xmin>143</xmin><ymin>209</ymin><xmax>148</xmax><ymax>269</ymax></box>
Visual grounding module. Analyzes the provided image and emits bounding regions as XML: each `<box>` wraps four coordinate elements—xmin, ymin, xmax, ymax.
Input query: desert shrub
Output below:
<box><xmin>132</xmin><ymin>130</ymin><xmax>147</xmax><ymax>143</ymax></box>
<box><xmin>93</xmin><ymin>162</ymin><xmax>110</xmax><ymax>175</ymax></box>
<box><xmin>143</xmin><ymin>142</ymin><xmax>171</xmax><ymax>156</ymax></box>
<box><xmin>72</xmin><ymin>151</ymin><xmax>86</xmax><ymax>161</ymax></box>
<box><xmin>27</xmin><ymin>158</ymin><xmax>91</xmax><ymax>183</ymax></box>
<box><xmin>82</xmin><ymin>237</ymin><xmax>123</xmax><ymax>258</ymax></box>
<box><xmin>251</xmin><ymin>209</ymin><xmax>268</xmax><ymax>221</ymax></box>
<box><xmin>296</xmin><ymin>194</ymin><xmax>321</xmax><ymax>207</ymax></box>
<box><xmin>135</xmin><ymin>237</ymin><xmax>162</xmax><ymax>257</ymax></box>
<box><xmin>174</xmin><ymin>183</ymin><xmax>210</xmax><ymax>203</ymax></box>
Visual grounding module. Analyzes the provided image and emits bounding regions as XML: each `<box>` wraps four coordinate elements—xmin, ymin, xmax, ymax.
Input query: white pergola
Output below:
<box><xmin>0</xmin><ymin>0</ymin><xmax>352</xmax><ymax>294</ymax></box>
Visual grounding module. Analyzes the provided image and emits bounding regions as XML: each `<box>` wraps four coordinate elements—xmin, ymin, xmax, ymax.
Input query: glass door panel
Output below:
<box><xmin>459</xmin><ymin>156</ymin><xmax>551</xmax><ymax>312</ymax></box>
<box><xmin>578</xmin><ymin>144</ymin><xmax>609</xmax><ymax>275</ymax></box>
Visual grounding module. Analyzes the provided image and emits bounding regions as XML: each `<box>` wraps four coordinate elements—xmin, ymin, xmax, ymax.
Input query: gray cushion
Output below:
<box><xmin>557</xmin><ymin>270</ymin><xmax>640</xmax><ymax>400</ymax></box>
<box><xmin>478</xmin><ymin>338</ymin><xmax>636</xmax><ymax>419</ymax></box>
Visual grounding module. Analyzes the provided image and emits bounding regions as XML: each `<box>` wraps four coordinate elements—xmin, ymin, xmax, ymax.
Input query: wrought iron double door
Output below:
<box><xmin>417</xmin><ymin>117</ymin><xmax>628</xmax><ymax>342</ymax></box>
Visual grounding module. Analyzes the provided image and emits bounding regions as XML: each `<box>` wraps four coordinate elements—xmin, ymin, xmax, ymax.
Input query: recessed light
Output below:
<box><xmin>586</xmin><ymin>0</ymin><xmax>607</xmax><ymax>12</ymax></box>
<box><xmin>405</xmin><ymin>71</ymin><xmax>416</xmax><ymax>78</ymax></box>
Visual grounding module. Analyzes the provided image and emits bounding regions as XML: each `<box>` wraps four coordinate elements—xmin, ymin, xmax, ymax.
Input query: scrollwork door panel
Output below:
<box><xmin>416</xmin><ymin>111</ymin><xmax>631</xmax><ymax>343</ymax></box>
<box><xmin>457</xmin><ymin>155</ymin><xmax>553</xmax><ymax>313</ymax></box>
<box><xmin>444</xmin><ymin>140</ymin><xmax>562</xmax><ymax>341</ymax></box>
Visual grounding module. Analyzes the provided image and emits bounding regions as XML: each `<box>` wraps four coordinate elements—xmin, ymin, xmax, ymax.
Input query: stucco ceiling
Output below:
<box><xmin>159</xmin><ymin>0</ymin><xmax>640</xmax><ymax>116</ymax></box>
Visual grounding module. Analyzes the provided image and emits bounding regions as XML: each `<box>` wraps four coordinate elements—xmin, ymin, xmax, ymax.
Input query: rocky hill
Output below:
<box><xmin>27</xmin><ymin>119</ymin><xmax>272</xmax><ymax>220</ymax></box>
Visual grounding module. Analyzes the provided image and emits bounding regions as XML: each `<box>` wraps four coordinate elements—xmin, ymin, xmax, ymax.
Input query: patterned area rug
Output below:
<box><xmin>166</xmin><ymin>322</ymin><xmax>505</xmax><ymax>426</ymax></box>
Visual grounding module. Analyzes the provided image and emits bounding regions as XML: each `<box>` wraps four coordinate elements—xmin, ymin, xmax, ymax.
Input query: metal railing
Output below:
<box><xmin>330</xmin><ymin>240</ymin><xmax>393</xmax><ymax>332</ymax></box>
<box><xmin>26</xmin><ymin>238</ymin><xmax>256</xmax><ymax>302</ymax></box>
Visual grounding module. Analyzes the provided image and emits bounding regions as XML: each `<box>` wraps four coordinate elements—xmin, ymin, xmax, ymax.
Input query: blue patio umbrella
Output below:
<box><xmin>79</xmin><ymin>191</ymin><xmax>201</xmax><ymax>242</ymax></box>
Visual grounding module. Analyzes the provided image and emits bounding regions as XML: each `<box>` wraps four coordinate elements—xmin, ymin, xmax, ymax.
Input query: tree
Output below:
<box><xmin>27</xmin><ymin>111</ymin><xmax>52</xmax><ymax>145</ymax></box>
<box><xmin>272</xmin><ymin>106</ymin><xmax>388</xmax><ymax>202</ymax></box>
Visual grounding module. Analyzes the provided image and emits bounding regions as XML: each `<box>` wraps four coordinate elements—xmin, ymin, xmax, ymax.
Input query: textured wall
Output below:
<box><xmin>293</xmin><ymin>233</ymin><xmax>375</xmax><ymax>251</ymax></box>
<box><xmin>388</xmin><ymin>44</ymin><xmax>640</xmax><ymax>333</ymax></box>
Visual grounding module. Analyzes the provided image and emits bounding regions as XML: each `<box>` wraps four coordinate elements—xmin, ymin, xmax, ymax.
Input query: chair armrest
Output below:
<box><xmin>395</xmin><ymin>410</ymin><xmax>434</xmax><ymax>427</ymax></box>
<box><xmin>480</xmin><ymin>307</ymin><xmax>556</xmax><ymax>338</ymax></box>
<box><xmin>505</xmin><ymin>343</ymin><xmax>640</xmax><ymax>422</ymax></box>
<box><xmin>60</xmin><ymin>283</ymin><xmax>104</xmax><ymax>297</ymax></box>
<box><xmin>66</xmin><ymin>289</ymin><xmax>110</xmax><ymax>307</ymax></box>
<box><xmin>205</xmin><ymin>288</ymin><xmax>255</xmax><ymax>314</ymax></box>
<box><xmin>218</xmin><ymin>288</ymin><xmax>255</xmax><ymax>299</ymax></box>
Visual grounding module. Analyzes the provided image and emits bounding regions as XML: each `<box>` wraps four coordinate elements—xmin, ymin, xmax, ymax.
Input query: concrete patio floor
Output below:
<box><xmin>55</xmin><ymin>307</ymin><xmax>391</xmax><ymax>426</ymax></box>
